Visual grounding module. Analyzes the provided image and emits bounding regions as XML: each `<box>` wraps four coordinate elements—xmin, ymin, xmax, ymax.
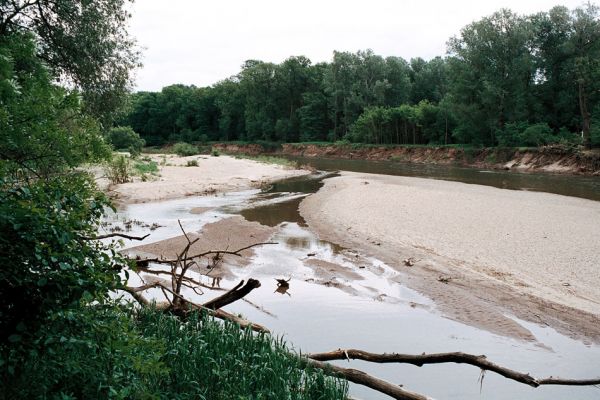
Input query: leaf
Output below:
<box><xmin>8</xmin><ymin>334</ymin><xmax>21</xmax><ymax>343</ymax></box>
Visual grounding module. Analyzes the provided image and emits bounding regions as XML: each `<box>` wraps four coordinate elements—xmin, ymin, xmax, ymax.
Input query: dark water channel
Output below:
<box><xmin>284</xmin><ymin>156</ymin><xmax>600</xmax><ymax>201</ymax></box>
<box><xmin>111</xmin><ymin>163</ymin><xmax>600</xmax><ymax>400</ymax></box>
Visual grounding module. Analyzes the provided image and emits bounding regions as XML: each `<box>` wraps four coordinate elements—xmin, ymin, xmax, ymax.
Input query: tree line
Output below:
<box><xmin>122</xmin><ymin>4</ymin><xmax>600</xmax><ymax>149</ymax></box>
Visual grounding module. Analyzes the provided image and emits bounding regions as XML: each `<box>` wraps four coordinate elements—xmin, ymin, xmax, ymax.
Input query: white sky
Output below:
<box><xmin>129</xmin><ymin>0</ymin><xmax>588</xmax><ymax>91</ymax></box>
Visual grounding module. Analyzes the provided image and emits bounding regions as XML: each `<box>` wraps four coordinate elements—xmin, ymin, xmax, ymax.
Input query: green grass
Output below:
<box><xmin>2</xmin><ymin>305</ymin><xmax>348</xmax><ymax>400</ymax></box>
<box><xmin>133</xmin><ymin>160</ymin><xmax>159</xmax><ymax>175</ymax></box>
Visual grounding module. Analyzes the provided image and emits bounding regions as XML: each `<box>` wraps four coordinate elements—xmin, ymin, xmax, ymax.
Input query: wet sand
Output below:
<box><xmin>110</xmin><ymin>154</ymin><xmax>310</xmax><ymax>204</ymax></box>
<box><xmin>125</xmin><ymin>216</ymin><xmax>277</xmax><ymax>281</ymax></box>
<box><xmin>300</xmin><ymin>172</ymin><xmax>600</xmax><ymax>342</ymax></box>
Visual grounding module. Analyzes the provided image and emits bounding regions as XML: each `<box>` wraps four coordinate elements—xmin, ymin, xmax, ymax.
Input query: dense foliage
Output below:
<box><xmin>1</xmin><ymin>4</ymin><xmax>348</xmax><ymax>400</ymax></box>
<box><xmin>107</xmin><ymin>126</ymin><xmax>145</xmax><ymax>155</ymax></box>
<box><xmin>122</xmin><ymin>4</ymin><xmax>600</xmax><ymax>148</ymax></box>
<box><xmin>2</xmin><ymin>307</ymin><xmax>347</xmax><ymax>400</ymax></box>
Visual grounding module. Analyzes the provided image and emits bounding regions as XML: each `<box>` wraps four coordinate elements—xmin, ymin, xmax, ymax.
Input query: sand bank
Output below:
<box><xmin>300</xmin><ymin>172</ymin><xmax>600</xmax><ymax>342</ymax></box>
<box><xmin>111</xmin><ymin>154</ymin><xmax>310</xmax><ymax>204</ymax></box>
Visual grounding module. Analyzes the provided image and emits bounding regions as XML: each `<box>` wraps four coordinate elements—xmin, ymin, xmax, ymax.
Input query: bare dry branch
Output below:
<box><xmin>307</xmin><ymin>349</ymin><xmax>600</xmax><ymax>388</ymax></box>
<box><xmin>302</xmin><ymin>358</ymin><xmax>432</xmax><ymax>400</ymax></box>
<box><xmin>81</xmin><ymin>232</ymin><xmax>150</xmax><ymax>241</ymax></box>
<box><xmin>202</xmin><ymin>279</ymin><xmax>261</xmax><ymax>310</ymax></box>
<box><xmin>130</xmin><ymin>242</ymin><xmax>278</xmax><ymax>265</ymax></box>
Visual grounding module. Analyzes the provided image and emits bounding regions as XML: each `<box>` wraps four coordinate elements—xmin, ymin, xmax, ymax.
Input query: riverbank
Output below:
<box><xmin>107</xmin><ymin>154</ymin><xmax>310</xmax><ymax>204</ymax></box>
<box><xmin>212</xmin><ymin>142</ymin><xmax>600</xmax><ymax>175</ymax></box>
<box><xmin>299</xmin><ymin>172</ymin><xmax>600</xmax><ymax>343</ymax></box>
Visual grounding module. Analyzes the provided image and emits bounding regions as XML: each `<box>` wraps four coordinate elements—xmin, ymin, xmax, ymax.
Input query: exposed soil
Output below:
<box><xmin>213</xmin><ymin>143</ymin><xmax>600</xmax><ymax>175</ymax></box>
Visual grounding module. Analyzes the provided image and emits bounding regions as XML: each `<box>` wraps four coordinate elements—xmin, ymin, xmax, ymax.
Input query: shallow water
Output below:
<box><xmin>284</xmin><ymin>156</ymin><xmax>600</xmax><ymax>201</ymax></box>
<box><xmin>110</xmin><ymin>171</ymin><xmax>600</xmax><ymax>400</ymax></box>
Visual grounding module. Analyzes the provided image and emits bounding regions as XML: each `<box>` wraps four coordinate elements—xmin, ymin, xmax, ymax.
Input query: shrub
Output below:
<box><xmin>496</xmin><ymin>122</ymin><xmax>526</xmax><ymax>147</ymax></box>
<box><xmin>105</xmin><ymin>154</ymin><xmax>130</xmax><ymax>184</ymax></box>
<box><xmin>211</xmin><ymin>148</ymin><xmax>220</xmax><ymax>157</ymax></box>
<box><xmin>0</xmin><ymin>174</ymin><xmax>122</xmax><ymax>343</ymax></box>
<box><xmin>520</xmin><ymin>123</ymin><xmax>556</xmax><ymax>146</ymax></box>
<box><xmin>186</xmin><ymin>159</ymin><xmax>199</xmax><ymax>167</ymax></box>
<box><xmin>107</xmin><ymin>126</ymin><xmax>145</xmax><ymax>156</ymax></box>
<box><xmin>133</xmin><ymin>160</ymin><xmax>159</xmax><ymax>175</ymax></box>
<box><xmin>173</xmin><ymin>142</ymin><xmax>199</xmax><ymax>157</ymax></box>
<box><xmin>198</xmin><ymin>133</ymin><xmax>209</xmax><ymax>144</ymax></box>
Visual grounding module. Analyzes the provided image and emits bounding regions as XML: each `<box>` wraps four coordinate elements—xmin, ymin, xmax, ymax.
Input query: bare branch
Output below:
<box><xmin>302</xmin><ymin>358</ymin><xmax>432</xmax><ymax>400</ymax></box>
<box><xmin>120</xmin><ymin>281</ymin><xmax>268</xmax><ymax>333</ymax></box>
<box><xmin>131</xmin><ymin>242</ymin><xmax>278</xmax><ymax>265</ymax></box>
<box><xmin>307</xmin><ymin>349</ymin><xmax>600</xmax><ymax>388</ymax></box>
<box><xmin>202</xmin><ymin>279</ymin><xmax>261</xmax><ymax>310</ymax></box>
<box><xmin>82</xmin><ymin>232</ymin><xmax>150</xmax><ymax>241</ymax></box>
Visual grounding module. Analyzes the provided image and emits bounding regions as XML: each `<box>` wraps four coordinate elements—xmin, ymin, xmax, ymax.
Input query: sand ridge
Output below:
<box><xmin>299</xmin><ymin>172</ymin><xmax>600</xmax><ymax>342</ymax></box>
<box><xmin>110</xmin><ymin>154</ymin><xmax>310</xmax><ymax>204</ymax></box>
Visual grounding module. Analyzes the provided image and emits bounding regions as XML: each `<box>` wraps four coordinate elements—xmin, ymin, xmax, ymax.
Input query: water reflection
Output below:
<box><xmin>283</xmin><ymin>156</ymin><xmax>600</xmax><ymax>201</ymax></box>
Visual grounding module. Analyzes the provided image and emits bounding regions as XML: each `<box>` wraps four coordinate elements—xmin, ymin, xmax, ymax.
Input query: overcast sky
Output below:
<box><xmin>129</xmin><ymin>0</ymin><xmax>587</xmax><ymax>91</ymax></box>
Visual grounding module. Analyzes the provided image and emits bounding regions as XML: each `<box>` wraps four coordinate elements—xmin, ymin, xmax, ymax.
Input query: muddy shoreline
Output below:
<box><xmin>213</xmin><ymin>143</ymin><xmax>600</xmax><ymax>176</ymax></box>
<box><xmin>299</xmin><ymin>172</ymin><xmax>600</xmax><ymax>344</ymax></box>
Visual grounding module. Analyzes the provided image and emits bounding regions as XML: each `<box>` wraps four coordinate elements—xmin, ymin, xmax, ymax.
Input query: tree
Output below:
<box><xmin>447</xmin><ymin>9</ymin><xmax>535</xmax><ymax>145</ymax></box>
<box><xmin>0</xmin><ymin>0</ymin><xmax>140</xmax><ymax>127</ymax></box>
<box><xmin>570</xmin><ymin>3</ymin><xmax>600</xmax><ymax>149</ymax></box>
<box><xmin>0</xmin><ymin>0</ymin><xmax>137</xmax><ymax>343</ymax></box>
<box><xmin>107</xmin><ymin>126</ymin><xmax>145</xmax><ymax>155</ymax></box>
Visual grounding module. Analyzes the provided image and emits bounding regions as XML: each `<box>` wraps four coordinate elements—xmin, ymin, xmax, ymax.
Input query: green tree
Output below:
<box><xmin>447</xmin><ymin>9</ymin><xmax>536</xmax><ymax>145</ymax></box>
<box><xmin>107</xmin><ymin>126</ymin><xmax>145</xmax><ymax>155</ymax></box>
<box><xmin>0</xmin><ymin>0</ymin><xmax>140</xmax><ymax>127</ymax></box>
<box><xmin>570</xmin><ymin>3</ymin><xmax>600</xmax><ymax>149</ymax></box>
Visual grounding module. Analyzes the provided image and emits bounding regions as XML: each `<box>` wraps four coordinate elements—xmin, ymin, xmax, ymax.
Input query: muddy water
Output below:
<box><xmin>110</xmin><ymin>172</ymin><xmax>600</xmax><ymax>400</ymax></box>
<box><xmin>285</xmin><ymin>156</ymin><xmax>600</xmax><ymax>201</ymax></box>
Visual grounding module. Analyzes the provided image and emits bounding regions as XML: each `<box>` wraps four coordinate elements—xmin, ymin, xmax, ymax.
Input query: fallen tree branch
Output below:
<box><xmin>121</xmin><ymin>281</ymin><xmax>268</xmax><ymax>333</ymax></box>
<box><xmin>132</xmin><ymin>242</ymin><xmax>278</xmax><ymax>265</ymax></box>
<box><xmin>81</xmin><ymin>232</ymin><xmax>150</xmax><ymax>241</ymax></box>
<box><xmin>203</xmin><ymin>279</ymin><xmax>261</xmax><ymax>310</ymax></box>
<box><xmin>307</xmin><ymin>349</ymin><xmax>600</xmax><ymax>388</ymax></box>
<box><xmin>302</xmin><ymin>358</ymin><xmax>432</xmax><ymax>400</ymax></box>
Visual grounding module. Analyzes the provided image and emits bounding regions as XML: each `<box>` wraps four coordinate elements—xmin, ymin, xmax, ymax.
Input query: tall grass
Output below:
<box><xmin>1</xmin><ymin>305</ymin><xmax>348</xmax><ymax>400</ymax></box>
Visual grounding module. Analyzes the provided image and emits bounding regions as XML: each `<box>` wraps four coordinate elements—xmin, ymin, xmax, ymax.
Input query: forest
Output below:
<box><xmin>122</xmin><ymin>4</ymin><xmax>600</xmax><ymax>149</ymax></box>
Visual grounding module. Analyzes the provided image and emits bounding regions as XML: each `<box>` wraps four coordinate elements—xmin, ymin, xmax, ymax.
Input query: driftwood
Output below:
<box><xmin>307</xmin><ymin>349</ymin><xmax>600</xmax><ymax>388</ymax></box>
<box><xmin>115</xmin><ymin>221</ymin><xmax>600</xmax><ymax>400</ymax></box>
<box><xmin>119</xmin><ymin>220</ymin><xmax>270</xmax><ymax>333</ymax></box>
<box><xmin>81</xmin><ymin>232</ymin><xmax>150</xmax><ymax>241</ymax></box>
<box><xmin>121</xmin><ymin>282</ymin><xmax>269</xmax><ymax>333</ymax></box>
<box><xmin>203</xmin><ymin>279</ymin><xmax>261</xmax><ymax>310</ymax></box>
<box><xmin>302</xmin><ymin>358</ymin><xmax>432</xmax><ymax>400</ymax></box>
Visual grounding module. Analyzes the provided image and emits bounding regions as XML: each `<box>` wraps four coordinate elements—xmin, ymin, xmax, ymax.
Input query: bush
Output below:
<box><xmin>186</xmin><ymin>159</ymin><xmax>199</xmax><ymax>167</ymax></box>
<box><xmin>172</xmin><ymin>142</ymin><xmax>199</xmax><ymax>156</ymax></box>
<box><xmin>520</xmin><ymin>123</ymin><xmax>555</xmax><ymax>146</ymax></box>
<box><xmin>107</xmin><ymin>126</ymin><xmax>145</xmax><ymax>157</ymax></box>
<box><xmin>0</xmin><ymin>174</ymin><xmax>122</xmax><ymax>343</ymax></box>
<box><xmin>105</xmin><ymin>154</ymin><xmax>130</xmax><ymax>184</ymax></box>
<box><xmin>211</xmin><ymin>148</ymin><xmax>220</xmax><ymax>157</ymax></box>
<box><xmin>497</xmin><ymin>122</ymin><xmax>557</xmax><ymax>147</ymax></box>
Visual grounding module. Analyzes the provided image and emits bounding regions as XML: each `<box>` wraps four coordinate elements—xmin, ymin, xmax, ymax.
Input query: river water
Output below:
<box><xmin>107</xmin><ymin>162</ymin><xmax>600</xmax><ymax>400</ymax></box>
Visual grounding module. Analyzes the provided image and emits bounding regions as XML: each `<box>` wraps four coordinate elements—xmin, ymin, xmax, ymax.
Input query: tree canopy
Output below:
<box><xmin>122</xmin><ymin>4</ymin><xmax>600</xmax><ymax>149</ymax></box>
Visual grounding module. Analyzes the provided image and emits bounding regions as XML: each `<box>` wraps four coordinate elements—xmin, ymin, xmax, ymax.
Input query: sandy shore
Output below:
<box><xmin>110</xmin><ymin>154</ymin><xmax>310</xmax><ymax>204</ymax></box>
<box><xmin>300</xmin><ymin>172</ymin><xmax>600</xmax><ymax>342</ymax></box>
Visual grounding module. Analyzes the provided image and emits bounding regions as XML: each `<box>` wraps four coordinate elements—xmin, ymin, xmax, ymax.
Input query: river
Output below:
<box><xmin>106</xmin><ymin>161</ymin><xmax>600</xmax><ymax>400</ymax></box>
